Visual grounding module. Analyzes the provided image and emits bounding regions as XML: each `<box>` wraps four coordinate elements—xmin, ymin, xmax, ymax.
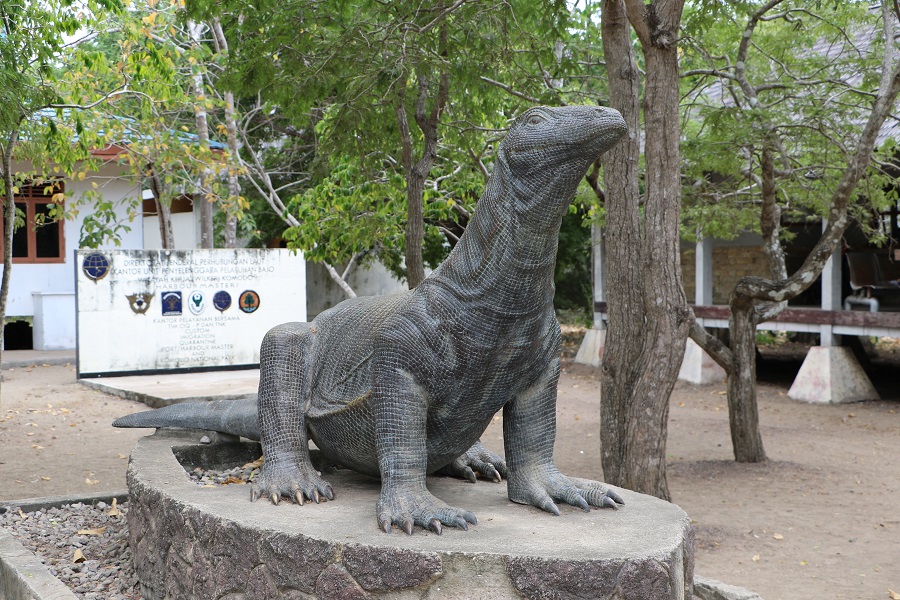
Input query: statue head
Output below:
<box><xmin>501</xmin><ymin>105</ymin><xmax>626</xmax><ymax>181</ymax></box>
<box><xmin>492</xmin><ymin>105</ymin><xmax>626</xmax><ymax>228</ymax></box>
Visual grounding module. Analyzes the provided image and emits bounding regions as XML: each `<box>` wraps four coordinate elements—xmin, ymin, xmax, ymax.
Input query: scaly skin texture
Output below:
<box><xmin>114</xmin><ymin>105</ymin><xmax>628</xmax><ymax>534</ymax></box>
<box><xmin>252</xmin><ymin>106</ymin><xmax>627</xmax><ymax>533</ymax></box>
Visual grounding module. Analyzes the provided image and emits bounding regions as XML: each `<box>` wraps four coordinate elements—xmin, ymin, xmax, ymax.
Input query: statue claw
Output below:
<box><xmin>376</xmin><ymin>488</ymin><xmax>478</xmax><ymax>534</ymax></box>
<box><xmin>401</xmin><ymin>519</ymin><xmax>414</xmax><ymax>535</ymax></box>
<box><xmin>573</xmin><ymin>495</ymin><xmax>591</xmax><ymax>513</ymax></box>
<box><xmin>607</xmin><ymin>489</ymin><xmax>624</xmax><ymax>505</ymax></box>
<box><xmin>378</xmin><ymin>518</ymin><xmax>392</xmax><ymax>534</ymax></box>
<box><xmin>509</xmin><ymin>470</ymin><xmax>624</xmax><ymax>515</ymax></box>
<box><xmin>249</xmin><ymin>462</ymin><xmax>334</xmax><ymax>507</ymax></box>
<box><xmin>539</xmin><ymin>497</ymin><xmax>561</xmax><ymax>516</ymax></box>
<box><xmin>437</xmin><ymin>441</ymin><xmax>507</xmax><ymax>484</ymax></box>
<box><xmin>463</xmin><ymin>467</ymin><xmax>477</xmax><ymax>483</ymax></box>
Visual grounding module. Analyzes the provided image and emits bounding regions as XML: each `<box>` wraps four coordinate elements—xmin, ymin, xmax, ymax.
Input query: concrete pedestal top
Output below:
<box><xmin>126</xmin><ymin>430</ymin><xmax>694</xmax><ymax>599</ymax></box>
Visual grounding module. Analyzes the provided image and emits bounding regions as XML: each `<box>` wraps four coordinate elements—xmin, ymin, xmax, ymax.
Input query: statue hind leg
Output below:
<box><xmin>435</xmin><ymin>440</ymin><xmax>508</xmax><ymax>483</ymax></box>
<box><xmin>251</xmin><ymin>322</ymin><xmax>334</xmax><ymax>505</ymax></box>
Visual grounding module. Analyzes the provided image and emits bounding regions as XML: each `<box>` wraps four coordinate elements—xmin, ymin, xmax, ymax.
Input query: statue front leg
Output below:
<box><xmin>373</xmin><ymin>362</ymin><xmax>477</xmax><ymax>535</ymax></box>
<box><xmin>504</xmin><ymin>357</ymin><xmax>623</xmax><ymax>514</ymax></box>
<box><xmin>251</xmin><ymin>322</ymin><xmax>334</xmax><ymax>505</ymax></box>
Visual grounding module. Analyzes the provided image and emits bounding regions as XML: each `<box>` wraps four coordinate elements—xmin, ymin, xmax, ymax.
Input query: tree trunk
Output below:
<box><xmin>394</xmin><ymin>24</ymin><xmax>449</xmax><ymax>290</ymax></box>
<box><xmin>189</xmin><ymin>22</ymin><xmax>214</xmax><ymax>249</ymax></box>
<box><xmin>599</xmin><ymin>0</ymin><xmax>688</xmax><ymax>501</ymax></box>
<box><xmin>726</xmin><ymin>142</ymin><xmax>780</xmax><ymax>462</ymax></box>
<box><xmin>149</xmin><ymin>167</ymin><xmax>175</xmax><ymax>248</ymax></box>
<box><xmin>403</xmin><ymin>164</ymin><xmax>427</xmax><ymax>288</ymax></box>
<box><xmin>599</xmin><ymin>0</ymin><xmax>658</xmax><ymax>496</ymax></box>
<box><xmin>0</xmin><ymin>131</ymin><xmax>20</xmax><ymax>399</ymax></box>
<box><xmin>395</xmin><ymin>62</ymin><xmax>449</xmax><ymax>289</ymax></box>
<box><xmin>211</xmin><ymin>18</ymin><xmax>241</xmax><ymax>249</ymax></box>
<box><xmin>727</xmin><ymin>297</ymin><xmax>767</xmax><ymax>461</ymax></box>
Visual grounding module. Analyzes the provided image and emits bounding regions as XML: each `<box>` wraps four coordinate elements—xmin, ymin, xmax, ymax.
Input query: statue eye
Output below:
<box><xmin>527</xmin><ymin>115</ymin><xmax>544</xmax><ymax>125</ymax></box>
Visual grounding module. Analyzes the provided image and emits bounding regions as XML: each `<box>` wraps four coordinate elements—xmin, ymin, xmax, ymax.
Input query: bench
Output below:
<box><xmin>843</xmin><ymin>252</ymin><xmax>900</xmax><ymax>312</ymax></box>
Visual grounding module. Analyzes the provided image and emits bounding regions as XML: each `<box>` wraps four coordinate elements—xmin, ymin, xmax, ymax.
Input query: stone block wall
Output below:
<box><xmin>681</xmin><ymin>245</ymin><xmax>770</xmax><ymax>305</ymax></box>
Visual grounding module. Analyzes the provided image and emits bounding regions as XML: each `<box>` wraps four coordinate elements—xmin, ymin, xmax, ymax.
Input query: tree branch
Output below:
<box><xmin>688</xmin><ymin>320</ymin><xmax>734</xmax><ymax>373</ymax></box>
<box><xmin>479</xmin><ymin>76</ymin><xmax>540</xmax><ymax>103</ymax></box>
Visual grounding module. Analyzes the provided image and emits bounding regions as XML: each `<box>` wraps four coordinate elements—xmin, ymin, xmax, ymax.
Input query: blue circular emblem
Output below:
<box><xmin>82</xmin><ymin>253</ymin><xmax>110</xmax><ymax>281</ymax></box>
<box><xmin>213</xmin><ymin>290</ymin><xmax>232</xmax><ymax>313</ymax></box>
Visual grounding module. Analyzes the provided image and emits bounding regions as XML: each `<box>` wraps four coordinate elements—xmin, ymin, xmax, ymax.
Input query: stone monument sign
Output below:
<box><xmin>76</xmin><ymin>248</ymin><xmax>305</xmax><ymax>377</ymax></box>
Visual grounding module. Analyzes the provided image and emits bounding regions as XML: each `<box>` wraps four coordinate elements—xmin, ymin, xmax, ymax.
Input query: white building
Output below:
<box><xmin>2</xmin><ymin>151</ymin><xmax>208</xmax><ymax>351</ymax></box>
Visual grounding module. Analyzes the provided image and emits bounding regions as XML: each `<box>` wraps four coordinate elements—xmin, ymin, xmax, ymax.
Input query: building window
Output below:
<box><xmin>1</xmin><ymin>180</ymin><xmax>66</xmax><ymax>263</ymax></box>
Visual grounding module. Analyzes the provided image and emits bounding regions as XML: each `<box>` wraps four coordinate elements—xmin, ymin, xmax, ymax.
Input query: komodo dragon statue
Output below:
<box><xmin>114</xmin><ymin>104</ymin><xmax>628</xmax><ymax>534</ymax></box>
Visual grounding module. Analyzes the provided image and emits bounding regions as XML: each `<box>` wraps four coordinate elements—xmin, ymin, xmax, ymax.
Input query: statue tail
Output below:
<box><xmin>112</xmin><ymin>398</ymin><xmax>260</xmax><ymax>441</ymax></box>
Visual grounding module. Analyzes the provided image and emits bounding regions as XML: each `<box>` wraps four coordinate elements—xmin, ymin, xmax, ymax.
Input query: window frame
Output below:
<box><xmin>1</xmin><ymin>180</ymin><xmax>66</xmax><ymax>264</ymax></box>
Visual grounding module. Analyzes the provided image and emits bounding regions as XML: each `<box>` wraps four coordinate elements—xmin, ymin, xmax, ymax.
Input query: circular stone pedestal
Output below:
<box><xmin>126</xmin><ymin>431</ymin><xmax>694</xmax><ymax>600</ymax></box>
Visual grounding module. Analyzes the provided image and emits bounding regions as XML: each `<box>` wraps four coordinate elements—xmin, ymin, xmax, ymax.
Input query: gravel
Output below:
<box><xmin>0</xmin><ymin>460</ymin><xmax>262</xmax><ymax>599</ymax></box>
<box><xmin>185</xmin><ymin>455</ymin><xmax>262</xmax><ymax>486</ymax></box>
<box><xmin>0</xmin><ymin>500</ymin><xmax>140</xmax><ymax>599</ymax></box>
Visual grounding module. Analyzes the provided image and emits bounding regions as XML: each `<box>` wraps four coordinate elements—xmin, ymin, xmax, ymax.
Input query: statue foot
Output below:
<box><xmin>376</xmin><ymin>486</ymin><xmax>477</xmax><ymax>535</ymax></box>
<box><xmin>436</xmin><ymin>441</ymin><xmax>508</xmax><ymax>483</ymax></box>
<box><xmin>508</xmin><ymin>467</ymin><xmax>624</xmax><ymax>515</ymax></box>
<box><xmin>250</xmin><ymin>460</ymin><xmax>335</xmax><ymax>506</ymax></box>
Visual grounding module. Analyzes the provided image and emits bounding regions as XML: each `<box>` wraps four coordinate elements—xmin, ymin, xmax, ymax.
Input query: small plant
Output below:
<box><xmin>756</xmin><ymin>330</ymin><xmax>788</xmax><ymax>347</ymax></box>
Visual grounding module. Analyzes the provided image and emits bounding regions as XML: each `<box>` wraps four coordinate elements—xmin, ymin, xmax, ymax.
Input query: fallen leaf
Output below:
<box><xmin>60</xmin><ymin>408</ymin><xmax>70</xmax><ymax>414</ymax></box>
<box><xmin>85</xmin><ymin>478</ymin><xmax>98</xmax><ymax>485</ymax></box>
<box><xmin>17</xmin><ymin>509</ymin><xmax>27</xmax><ymax>518</ymax></box>
<box><xmin>40</xmin><ymin>476</ymin><xmax>51</xmax><ymax>481</ymax></box>
<box><xmin>77</xmin><ymin>527</ymin><xmax>106</xmax><ymax>536</ymax></box>
<box><xmin>752</xmin><ymin>554</ymin><xmax>760</xmax><ymax>562</ymax></box>
<box><xmin>73</xmin><ymin>549</ymin><xmax>85</xmax><ymax>563</ymax></box>
<box><xmin>773</xmin><ymin>533</ymin><xmax>784</xmax><ymax>540</ymax></box>
<box><xmin>800</xmin><ymin>560</ymin><xmax>808</xmax><ymax>566</ymax></box>
<box><xmin>888</xmin><ymin>589</ymin><xmax>900</xmax><ymax>600</ymax></box>
<box><xmin>26</xmin><ymin>432</ymin><xmax>34</xmax><ymax>436</ymax></box>
<box><xmin>117</xmin><ymin>454</ymin><xmax>128</xmax><ymax>460</ymax></box>
<box><xmin>678</xmin><ymin>402</ymin><xmax>685</xmax><ymax>407</ymax></box>
<box><xmin>222</xmin><ymin>477</ymin><xmax>246</xmax><ymax>485</ymax></box>
<box><xmin>241</xmin><ymin>457</ymin><xmax>264</xmax><ymax>470</ymax></box>
<box><xmin>107</xmin><ymin>498</ymin><xmax>122</xmax><ymax>517</ymax></box>
<box><xmin>31</xmin><ymin>444</ymin><xmax>44</xmax><ymax>449</ymax></box>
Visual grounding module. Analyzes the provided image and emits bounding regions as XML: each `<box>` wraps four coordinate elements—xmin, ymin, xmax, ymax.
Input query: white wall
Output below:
<box><xmin>307</xmin><ymin>260</ymin><xmax>409</xmax><ymax>318</ymax></box>
<box><xmin>143</xmin><ymin>212</ymin><xmax>198</xmax><ymax>249</ymax></box>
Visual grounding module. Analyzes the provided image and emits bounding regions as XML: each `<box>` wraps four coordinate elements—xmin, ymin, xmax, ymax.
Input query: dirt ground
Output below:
<box><xmin>1</xmin><ymin>350</ymin><xmax>898</xmax><ymax>600</ymax></box>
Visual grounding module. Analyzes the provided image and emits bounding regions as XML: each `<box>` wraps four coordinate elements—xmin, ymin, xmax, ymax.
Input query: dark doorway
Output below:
<box><xmin>4</xmin><ymin>320</ymin><xmax>34</xmax><ymax>350</ymax></box>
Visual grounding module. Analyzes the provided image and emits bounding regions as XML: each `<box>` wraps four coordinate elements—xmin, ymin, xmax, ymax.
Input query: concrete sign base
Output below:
<box><xmin>678</xmin><ymin>338</ymin><xmax>727</xmax><ymax>385</ymax></box>
<box><xmin>574</xmin><ymin>327</ymin><xmax>606</xmax><ymax>368</ymax></box>
<box><xmin>787</xmin><ymin>346</ymin><xmax>880</xmax><ymax>404</ymax></box>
